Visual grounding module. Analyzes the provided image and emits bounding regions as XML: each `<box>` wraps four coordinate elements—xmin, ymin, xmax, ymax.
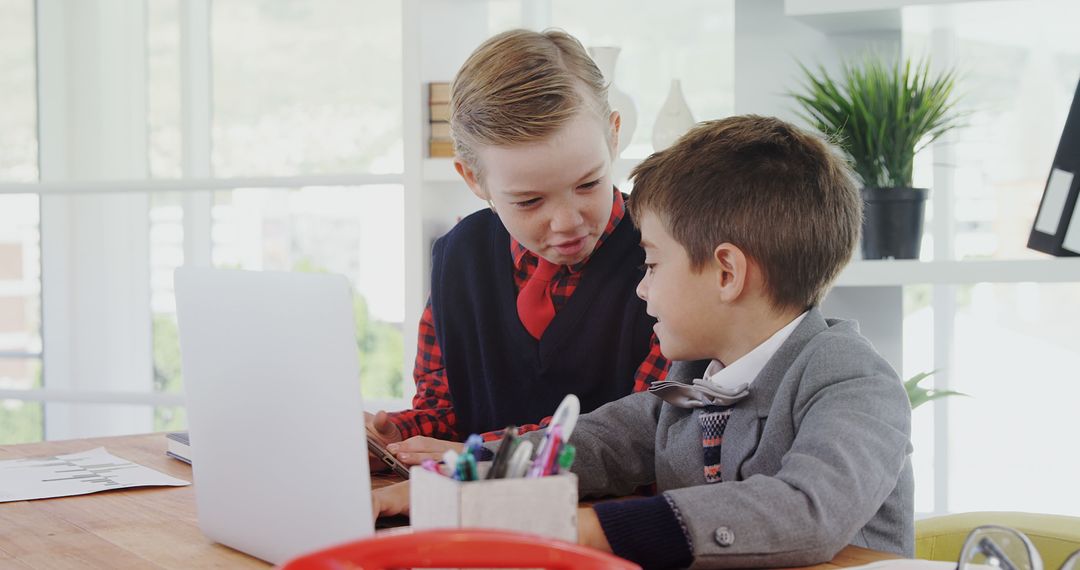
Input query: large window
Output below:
<box><xmin>3</xmin><ymin>1</ymin><xmax>405</xmax><ymax>444</ymax></box>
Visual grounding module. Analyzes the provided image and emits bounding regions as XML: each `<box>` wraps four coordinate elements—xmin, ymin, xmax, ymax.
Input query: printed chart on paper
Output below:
<box><xmin>0</xmin><ymin>446</ymin><xmax>189</xmax><ymax>503</ymax></box>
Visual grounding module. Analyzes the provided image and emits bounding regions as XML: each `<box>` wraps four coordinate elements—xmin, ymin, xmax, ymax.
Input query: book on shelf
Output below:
<box><xmin>429</xmin><ymin>81</ymin><xmax>450</xmax><ymax>104</ymax></box>
<box><xmin>428</xmin><ymin>82</ymin><xmax>454</xmax><ymax>158</ymax></box>
<box><xmin>429</xmin><ymin>102</ymin><xmax>450</xmax><ymax>123</ymax></box>
<box><xmin>429</xmin><ymin>139</ymin><xmax>454</xmax><ymax>158</ymax></box>
<box><xmin>166</xmin><ymin>431</ymin><xmax>191</xmax><ymax>464</ymax></box>
<box><xmin>430</xmin><ymin>121</ymin><xmax>451</xmax><ymax>139</ymax></box>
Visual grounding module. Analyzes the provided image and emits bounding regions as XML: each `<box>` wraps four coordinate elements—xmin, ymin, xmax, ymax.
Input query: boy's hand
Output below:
<box><xmin>386</xmin><ymin>436</ymin><xmax>465</xmax><ymax>466</ymax></box>
<box><xmin>371</xmin><ymin>481</ymin><xmax>411</xmax><ymax>523</ymax></box>
<box><xmin>576</xmin><ymin>507</ymin><xmax>614</xmax><ymax>553</ymax></box>
<box><xmin>365</xmin><ymin>411</ymin><xmax>403</xmax><ymax>473</ymax></box>
<box><xmin>366</xmin><ymin>410</ymin><xmax>403</xmax><ymax>443</ymax></box>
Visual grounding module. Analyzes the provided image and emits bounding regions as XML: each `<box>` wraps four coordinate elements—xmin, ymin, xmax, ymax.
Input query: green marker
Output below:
<box><xmin>555</xmin><ymin>444</ymin><xmax>576</xmax><ymax>474</ymax></box>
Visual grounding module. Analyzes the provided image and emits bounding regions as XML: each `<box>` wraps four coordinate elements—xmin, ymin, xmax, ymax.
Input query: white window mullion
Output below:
<box><xmin>401</xmin><ymin>0</ymin><xmax>424</xmax><ymax>399</ymax></box>
<box><xmin>180</xmin><ymin>0</ymin><xmax>212</xmax><ymax>268</ymax></box>
<box><xmin>929</xmin><ymin>5</ymin><xmax>959</xmax><ymax>516</ymax></box>
<box><xmin>0</xmin><ymin>388</ymin><xmax>184</xmax><ymax>407</ymax></box>
<box><xmin>37</xmin><ymin>0</ymin><xmax>74</xmax><ymax>439</ymax></box>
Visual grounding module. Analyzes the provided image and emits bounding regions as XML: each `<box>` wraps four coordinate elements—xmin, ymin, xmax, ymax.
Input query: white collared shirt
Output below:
<box><xmin>700</xmin><ymin>311</ymin><xmax>808</xmax><ymax>393</ymax></box>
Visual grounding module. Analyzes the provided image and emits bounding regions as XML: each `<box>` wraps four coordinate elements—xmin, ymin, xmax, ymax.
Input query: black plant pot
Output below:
<box><xmin>861</xmin><ymin>187</ymin><xmax>929</xmax><ymax>260</ymax></box>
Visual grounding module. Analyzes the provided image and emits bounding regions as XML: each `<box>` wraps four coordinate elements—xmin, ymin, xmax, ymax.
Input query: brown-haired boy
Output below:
<box><xmin>560</xmin><ymin>115</ymin><xmax>913</xmax><ymax>568</ymax></box>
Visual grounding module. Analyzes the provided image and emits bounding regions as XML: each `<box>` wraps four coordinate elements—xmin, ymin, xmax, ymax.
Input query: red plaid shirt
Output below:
<box><xmin>387</xmin><ymin>190</ymin><xmax>670</xmax><ymax>442</ymax></box>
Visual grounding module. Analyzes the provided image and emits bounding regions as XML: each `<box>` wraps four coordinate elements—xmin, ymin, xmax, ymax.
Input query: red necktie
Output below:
<box><xmin>516</xmin><ymin>258</ymin><xmax>561</xmax><ymax>339</ymax></box>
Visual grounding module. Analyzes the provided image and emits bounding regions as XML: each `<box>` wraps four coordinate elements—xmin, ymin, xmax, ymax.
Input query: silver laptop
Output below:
<box><xmin>175</xmin><ymin>267</ymin><xmax>374</xmax><ymax>564</ymax></box>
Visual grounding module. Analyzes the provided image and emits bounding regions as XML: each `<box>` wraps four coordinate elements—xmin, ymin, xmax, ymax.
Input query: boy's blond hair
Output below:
<box><xmin>628</xmin><ymin>115</ymin><xmax>862</xmax><ymax>310</ymax></box>
<box><xmin>450</xmin><ymin>29</ymin><xmax>612</xmax><ymax>180</ymax></box>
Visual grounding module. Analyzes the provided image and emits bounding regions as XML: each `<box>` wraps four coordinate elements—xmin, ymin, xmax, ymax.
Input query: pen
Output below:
<box><xmin>528</xmin><ymin>426</ymin><xmax>561</xmax><ymax>478</ymax></box>
<box><xmin>464</xmin><ymin>453</ymin><xmax>479</xmax><ymax>481</ymax></box>
<box><xmin>454</xmin><ymin>452</ymin><xmax>469</xmax><ymax>481</ymax></box>
<box><xmin>540</xmin><ymin>431</ymin><xmax>563</xmax><ymax>476</ymax></box>
<box><xmin>504</xmin><ymin>440</ymin><xmax>534</xmax><ymax>479</ymax></box>
<box><xmin>555</xmin><ymin>443</ymin><xmax>575</xmax><ymax>474</ymax></box>
<box><xmin>486</xmin><ymin>426</ymin><xmax>519</xmax><ymax>479</ymax></box>
<box><xmin>455</xmin><ymin>450</ymin><xmax>479</xmax><ymax>481</ymax></box>
<box><xmin>442</xmin><ymin>449</ymin><xmax>460</xmax><ymax>479</ymax></box>
<box><xmin>548</xmin><ymin>394</ymin><xmax>580</xmax><ymax>440</ymax></box>
<box><xmin>464</xmin><ymin>433</ymin><xmax>484</xmax><ymax>457</ymax></box>
<box><xmin>421</xmin><ymin>459</ymin><xmax>441</xmax><ymax>475</ymax></box>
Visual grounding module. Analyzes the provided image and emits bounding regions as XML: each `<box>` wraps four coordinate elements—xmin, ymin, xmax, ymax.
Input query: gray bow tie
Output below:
<box><xmin>649</xmin><ymin>377</ymin><xmax>750</xmax><ymax>408</ymax></box>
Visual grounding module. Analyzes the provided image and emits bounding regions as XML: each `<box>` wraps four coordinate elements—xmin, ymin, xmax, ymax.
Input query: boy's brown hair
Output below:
<box><xmin>628</xmin><ymin>115</ymin><xmax>862</xmax><ymax>310</ymax></box>
<box><xmin>450</xmin><ymin>29</ymin><xmax>612</xmax><ymax>181</ymax></box>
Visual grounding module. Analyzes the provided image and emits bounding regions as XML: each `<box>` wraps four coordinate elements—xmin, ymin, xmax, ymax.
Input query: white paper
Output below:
<box><xmin>1062</xmin><ymin>193</ymin><xmax>1080</xmax><ymax>253</ymax></box>
<box><xmin>844</xmin><ymin>562</ymin><xmax>956</xmax><ymax>570</ymax></box>
<box><xmin>1035</xmin><ymin>168</ymin><xmax>1075</xmax><ymax>234</ymax></box>
<box><xmin>0</xmin><ymin>447</ymin><xmax>190</xmax><ymax>503</ymax></box>
<box><xmin>845</xmin><ymin>561</ymin><xmax>998</xmax><ymax>570</ymax></box>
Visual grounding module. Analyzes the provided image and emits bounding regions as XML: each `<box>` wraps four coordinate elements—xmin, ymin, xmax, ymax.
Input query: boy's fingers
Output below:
<box><xmin>372</xmin><ymin>411</ymin><xmax>402</xmax><ymax>442</ymax></box>
<box><xmin>370</xmin><ymin>494</ymin><xmax>382</xmax><ymax>524</ymax></box>
<box><xmin>372</xmin><ymin>482</ymin><xmax>411</xmax><ymax>520</ymax></box>
<box><xmin>389</xmin><ymin>436</ymin><xmax>437</xmax><ymax>452</ymax></box>
<box><xmin>389</xmin><ymin>436</ymin><xmax>464</xmax><ymax>454</ymax></box>
<box><xmin>387</xmin><ymin>437</ymin><xmax>467</xmax><ymax>466</ymax></box>
<box><xmin>393</xmin><ymin>451</ymin><xmax>446</xmax><ymax>466</ymax></box>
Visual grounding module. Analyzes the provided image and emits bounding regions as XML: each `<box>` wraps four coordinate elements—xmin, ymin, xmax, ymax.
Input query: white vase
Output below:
<box><xmin>588</xmin><ymin>46</ymin><xmax>637</xmax><ymax>157</ymax></box>
<box><xmin>652</xmin><ymin>79</ymin><xmax>696</xmax><ymax>151</ymax></box>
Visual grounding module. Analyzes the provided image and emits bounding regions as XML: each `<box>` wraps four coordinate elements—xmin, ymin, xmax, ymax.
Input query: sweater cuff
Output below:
<box><xmin>384</xmin><ymin>410</ymin><xmax>417</xmax><ymax>440</ymax></box>
<box><xmin>593</xmin><ymin>494</ymin><xmax>693</xmax><ymax>569</ymax></box>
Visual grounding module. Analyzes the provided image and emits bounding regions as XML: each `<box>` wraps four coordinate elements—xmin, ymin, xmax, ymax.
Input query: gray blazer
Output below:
<box><xmin>518</xmin><ymin>308</ymin><xmax>914</xmax><ymax>568</ymax></box>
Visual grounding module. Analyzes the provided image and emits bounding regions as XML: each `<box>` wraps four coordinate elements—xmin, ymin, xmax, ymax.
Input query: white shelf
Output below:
<box><xmin>835</xmin><ymin>258</ymin><xmax>1080</xmax><ymax>287</ymax></box>
<box><xmin>785</xmin><ymin>0</ymin><xmax>973</xmax><ymax>16</ymax></box>
<box><xmin>783</xmin><ymin>0</ymin><xmax>970</xmax><ymax>33</ymax></box>
<box><xmin>421</xmin><ymin>157</ymin><xmax>641</xmax><ymax>184</ymax></box>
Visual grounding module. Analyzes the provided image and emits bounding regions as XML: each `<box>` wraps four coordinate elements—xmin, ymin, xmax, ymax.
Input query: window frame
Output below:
<box><xmin>0</xmin><ymin>1</ymin><xmax>412</xmax><ymax>437</ymax></box>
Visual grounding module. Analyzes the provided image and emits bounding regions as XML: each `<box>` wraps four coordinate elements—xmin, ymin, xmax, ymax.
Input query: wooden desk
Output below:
<box><xmin>0</xmin><ymin>434</ymin><xmax>899</xmax><ymax>569</ymax></box>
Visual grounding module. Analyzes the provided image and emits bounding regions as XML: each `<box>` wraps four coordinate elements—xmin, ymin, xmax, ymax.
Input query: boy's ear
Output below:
<box><xmin>454</xmin><ymin>158</ymin><xmax>489</xmax><ymax>202</ymax></box>
<box><xmin>608</xmin><ymin>111</ymin><xmax>622</xmax><ymax>157</ymax></box>
<box><xmin>713</xmin><ymin>243</ymin><xmax>747</xmax><ymax>303</ymax></box>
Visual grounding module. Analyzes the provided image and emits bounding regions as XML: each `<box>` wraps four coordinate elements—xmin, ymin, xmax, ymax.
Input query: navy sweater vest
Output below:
<box><xmin>430</xmin><ymin>207</ymin><xmax>655</xmax><ymax>438</ymax></box>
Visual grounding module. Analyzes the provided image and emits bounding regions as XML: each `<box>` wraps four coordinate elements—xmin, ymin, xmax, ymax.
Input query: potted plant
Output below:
<box><xmin>791</xmin><ymin>55</ymin><xmax>962</xmax><ymax>260</ymax></box>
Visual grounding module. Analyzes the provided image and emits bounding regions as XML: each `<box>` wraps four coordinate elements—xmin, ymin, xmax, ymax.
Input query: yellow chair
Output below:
<box><xmin>917</xmin><ymin>512</ymin><xmax>1080</xmax><ymax>569</ymax></box>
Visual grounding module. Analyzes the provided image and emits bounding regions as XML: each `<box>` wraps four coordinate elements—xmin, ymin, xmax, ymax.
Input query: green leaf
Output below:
<box><xmin>904</xmin><ymin>370</ymin><xmax>970</xmax><ymax>410</ymax></box>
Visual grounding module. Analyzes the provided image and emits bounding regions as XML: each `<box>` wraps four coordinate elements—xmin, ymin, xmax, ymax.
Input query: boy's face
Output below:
<box><xmin>636</xmin><ymin>211</ymin><xmax>721</xmax><ymax>362</ymax></box>
<box><xmin>460</xmin><ymin>110</ymin><xmax>619</xmax><ymax>266</ymax></box>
